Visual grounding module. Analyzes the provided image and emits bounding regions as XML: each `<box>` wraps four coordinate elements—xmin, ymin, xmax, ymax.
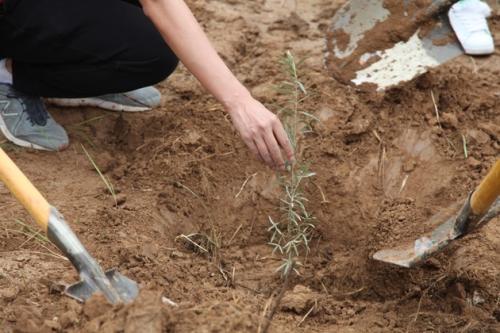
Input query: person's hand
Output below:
<box><xmin>226</xmin><ymin>96</ymin><xmax>295</xmax><ymax>170</ymax></box>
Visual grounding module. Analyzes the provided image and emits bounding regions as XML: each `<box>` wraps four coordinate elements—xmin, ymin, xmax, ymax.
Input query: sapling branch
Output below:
<box><xmin>262</xmin><ymin>51</ymin><xmax>317</xmax><ymax>333</ymax></box>
<box><xmin>268</xmin><ymin>51</ymin><xmax>316</xmax><ymax>279</ymax></box>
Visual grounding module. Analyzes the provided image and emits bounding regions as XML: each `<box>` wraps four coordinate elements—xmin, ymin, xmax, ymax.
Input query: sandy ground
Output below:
<box><xmin>0</xmin><ymin>0</ymin><xmax>499</xmax><ymax>332</ymax></box>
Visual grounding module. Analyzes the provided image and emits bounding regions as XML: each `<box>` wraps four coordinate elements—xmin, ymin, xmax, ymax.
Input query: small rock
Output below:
<box><xmin>467</xmin><ymin>129</ymin><xmax>490</xmax><ymax>145</ymax></box>
<box><xmin>451</xmin><ymin>282</ymin><xmax>467</xmax><ymax>300</ymax></box>
<box><xmin>48</xmin><ymin>281</ymin><xmax>65</xmax><ymax>294</ymax></box>
<box><xmin>347</xmin><ymin>117</ymin><xmax>371</xmax><ymax>135</ymax></box>
<box><xmin>478</xmin><ymin>123</ymin><xmax>499</xmax><ymax>142</ymax></box>
<box><xmin>115</xmin><ymin>193</ymin><xmax>127</xmax><ymax>206</ymax></box>
<box><xmin>43</xmin><ymin>319</ymin><xmax>61</xmax><ymax>331</ymax></box>
<box><xmin>0</xmin><ymin>287</ymin><xmax>18</xmax><ymax>302</ymax></box>
<box><xmin>441</xmin><ymin>113</ymin><xmax>458</xmax><ymax>129</ymax></box>
<box><xmin>281</xmin><ymin>285</ymin><xmax>319</xmax><ymax>314</ymax></box>
<box><xmin>60</xmin><ymin>310</ymin><xmax>79</xmax><ymax>328</ymax></box>
<box><xmin>170</xmin><ymin>250</ymin><xmax>187</xmax><ymax>259</ymax></box>
<box><xmin>472</xmin><ymin>290</ymin><xmax>485</xmax><ymax>305</ymax></box>
<box><xmin>83</xmin><ymin>294</ymin><xmax>112</xmax><ymax>319</ymax></box>
<box><xmin>181</xmin><ymin>130</ymin><xmax>202</xmax><ymax>146</ymax></box>
<box><xmin>424</xmin><ymin>257</ymin><xmax>441</xmax><ymax>270</ymax></box>
<box><xmin>467</xmin><ymin>157</ymin><xmax>481</xmax><ymax>169</ymax></box>
<box><xmin>403</xmin><ymin>159</ymin><xmax>417</xmax><ymax>173</ymax></box>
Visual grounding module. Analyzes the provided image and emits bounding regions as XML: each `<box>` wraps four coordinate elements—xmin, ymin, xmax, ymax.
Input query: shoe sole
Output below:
<box><xmin>463</xmin><ymin>49</ymin><xmax>495</xmax><ymax>56</ymax></box>
<box><xmin>0</xmin><ymin>115</ymin><xmax>55</xmax><ymax>151</ymax></box>
<box><xmin>46</xmin><ymin>97</ymin><xmax>152</xmax><ymax>112</ymax></box>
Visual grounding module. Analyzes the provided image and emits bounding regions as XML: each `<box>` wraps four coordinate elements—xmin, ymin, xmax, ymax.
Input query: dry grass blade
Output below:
<box><xmin>235</xmin><ymin>173</ymin><xmax>257</xmax><ymax>199</ymax></box>
<box><xmin>0</xmin><ymin>249</ymin><xmax>67</xmax><ymax>261</ymax></box>
<box><xmin>81</xmin><ymin>144</ymin><xmax>117</xmax><ymax>206</ymax></box>
<box><xmin>462</xmin><ymin>134</ymin><xmax>468</xmax><ymax>159</ymax></box>
<box><xmin>176</xmin><ymin>234</ymin><xmax>209</xmax><ymax>253</ymax></box>
<box><xmin>174</xmin><ymin>181</ymin><xmax>221</xmax><ymax>259</ymax></box>
<box><xmin>399</xmin><ymin>174</ymin><xmax>409</xmax><ymax>194</ymax></box>
<box><xmin>227</xmin><ymin>224</ymin><xmax>243</xmax><ymax>246</ymax></box>
<box><xmin>14</xmin><ymin>219</ymin><xmax>50</xmax><ymax>244</ymax></box>
<box><xmin>298</xmin><ymin>301</ymin><xmax>317</xmax><ymax>326</ymax></box>
<box><xmin>430</xmin><ymin>90</ymin><xmax>441</xmax><ymax>128</ymax></box>
<box><xmin>312</xmin><ymin>181</ymin><xmax>329</xmax><ymax>204</ymax></box>
<box><xmin>6</xmin><ymin>228</ymin><xmax>67</xmax><ymax>261</ymax></box>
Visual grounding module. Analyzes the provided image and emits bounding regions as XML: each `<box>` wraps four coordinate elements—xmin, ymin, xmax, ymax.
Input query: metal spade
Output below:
<box><xmin>325</xmin><ymin>0</ymin><xmax>463</xmax><ymax>90</ymax></box>
<box><xmin>0</xmin><ymin>147</ymin><xmax>139</xmax><ymax>304</ymax></box>
<box><xmin>373</xmin><ymin>159</ymin><xmax>500</xmax><ymax>268</ymax></box>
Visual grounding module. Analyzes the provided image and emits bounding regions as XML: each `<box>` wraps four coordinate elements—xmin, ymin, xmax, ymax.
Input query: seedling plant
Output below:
<box><xmin>268</xmin><ymin>51</ymin><xmax>316</xmax><ymax>278</ymax></box>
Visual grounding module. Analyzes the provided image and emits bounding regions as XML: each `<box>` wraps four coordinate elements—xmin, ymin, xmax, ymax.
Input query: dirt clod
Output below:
<box><xmin>60</xmin><ymin>310</ymin><xmax>80</xmax><ymax>328</ymax></box>
<box><xmin>441</xmin><ymin>112</ymin><xmax>458</xmax><ymax>129</ymax></box>
<box><xmin>281</xmin><ymin>285</ymin><xmax>320</xmax><ymax>314</ymax></box>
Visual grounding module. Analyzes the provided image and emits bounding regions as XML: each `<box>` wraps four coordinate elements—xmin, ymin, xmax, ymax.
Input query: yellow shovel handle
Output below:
<box><xmin>0</xmin><ymin>148</ymin><xmax>51</xmax><ymax>232</ymax></box>
<box><xmin>471</xmin><ymin>159</ymin><xmax>500</xmax><ymax>216</ymax></box>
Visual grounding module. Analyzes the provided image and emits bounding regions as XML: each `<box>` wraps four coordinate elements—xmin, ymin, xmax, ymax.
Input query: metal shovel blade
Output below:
<box><xmin>372</xmin><ymin>215</ymin><xmax>458</xmax><ymax>268</ymax></box>
<box><xmin>65</xmin><ymin>269</ymin><xmax>139</xmax><ymax>303</ymax></box>
<box><xmin>325</xmin><ymin>0</ymin><xmax>463</xmax><ymax>90</ymax></box>
<box><xmin>46</xmin><ymin>208</ymin><xmax>139</xmax><ymax>304</ymax></box>
<box><xmin>373</xmin><ymin>198</ymin><xmax>500</xmax><ymax>268</ymax></box>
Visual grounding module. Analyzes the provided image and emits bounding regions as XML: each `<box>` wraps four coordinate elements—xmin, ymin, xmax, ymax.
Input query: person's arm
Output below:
<box><xmin>140</xmin><ymin>0</ymin><xmax>294</xmax><ymax>169</ymax></box>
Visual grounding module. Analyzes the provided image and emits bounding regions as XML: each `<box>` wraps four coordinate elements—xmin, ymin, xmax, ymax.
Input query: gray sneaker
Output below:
<box><xmin>46</xmin><ymin>86</ymin><xmax>162</xmax><ymax>112</ymax></box>
<box><xmin>0</xmin><ymin>84</ymin><xmax>69</xmax><ymax>151</ymax></box>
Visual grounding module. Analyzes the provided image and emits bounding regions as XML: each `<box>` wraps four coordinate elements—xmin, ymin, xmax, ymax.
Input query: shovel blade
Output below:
<box><xmin>350</xmin><ymin>17</ymin><xmax>462</xmax><ymax>89</ymax></box>
<box><xmin>326</xmin><ymin>0</ymin><xmax>463</xmax><ymax>90</ymax></box>
<box><xmin>373</xmin><ymin>216</ymin><xmax>457</xmax><ymax>268</ymax></box>
<box><xmin>65</xmin><ymin>269</ymin><xmax>139</xmax><ymax>303</ymax></box>
<box><xmin>373</xmin><ymin>198</ymin><xmax>500</xmax><ymax>268</ymax></box>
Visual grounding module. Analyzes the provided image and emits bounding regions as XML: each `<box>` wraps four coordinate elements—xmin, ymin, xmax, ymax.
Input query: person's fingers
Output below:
<box><xmin>264</xmin><ymin>128</ymin><xmax>285</xmax><ymax>170</ymax></box>
<box><xmin>238</xmin><ymin>129</ymin><xmax>263</xmax><ymax>162</ymax></box>
<box><xmin>273</xmin><ymin>120</ymin><xmax>295</xmax><ymax>162</ymax></box>
<box><xmin>247</xmin><ymin>139</ymin><xmax>263</xmax><ymax>162</ymax></box>
<box><xmin>254</xmin><ymin>137</ymin><xmax>274</xmax><ymax>168</ymax></box>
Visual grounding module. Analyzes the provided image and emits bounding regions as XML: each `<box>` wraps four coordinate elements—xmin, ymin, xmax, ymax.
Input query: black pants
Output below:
<box><xmin>0</xmin><ymin>0</ymin><xmax>179</xmax><ymax>98</ymax></box>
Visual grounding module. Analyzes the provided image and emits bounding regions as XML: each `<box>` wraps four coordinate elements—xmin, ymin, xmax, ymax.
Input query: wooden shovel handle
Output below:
<box><xmin>0</xmin><ymin>148</ymin><xmax>51</xmax><ymax>232</ymax></box>
<box><xmin>471</xmin><ymin>159</ymin><xmax>500</xmax><ymax>216</ymax></box>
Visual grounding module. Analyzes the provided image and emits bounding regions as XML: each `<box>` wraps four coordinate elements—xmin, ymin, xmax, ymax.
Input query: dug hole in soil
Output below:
<box><xmin>1</xmin><ymin>0</ymin><xmax>499</xmax><ymax>332</ymax></box>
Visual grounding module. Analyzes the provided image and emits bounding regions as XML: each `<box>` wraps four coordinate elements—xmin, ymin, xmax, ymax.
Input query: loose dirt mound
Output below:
<box><xmin>1</xmin><ymin>1</ymin><xmax>499</xmax><ymax>332</ymax></box>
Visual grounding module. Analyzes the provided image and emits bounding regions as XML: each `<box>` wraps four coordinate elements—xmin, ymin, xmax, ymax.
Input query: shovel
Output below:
<box><xmin>325</xmin><ymin>0</ymin><xmax>463</xmax><ymax>90</ymax></box>
<box><xmin>373</xmin><ymin>159</ymin><xmax>500</xmax><ymax>268</ymax></box>
<box><xmin>0</xmin><ymin>147</ymin><xmax>138</xmax><ymax>303</ymax></box>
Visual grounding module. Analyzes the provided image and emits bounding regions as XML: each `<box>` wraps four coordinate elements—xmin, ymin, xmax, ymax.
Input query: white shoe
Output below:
<box><xmin>448</xmin><ymin>0</ymin><xmax>495</xmax><ymax>55</ymax></box>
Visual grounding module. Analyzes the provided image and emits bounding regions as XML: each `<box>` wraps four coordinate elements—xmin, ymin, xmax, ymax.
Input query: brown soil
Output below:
<box><xmin>1</xmin><ymin>1</ymin><xmax>499</xmax><ymax>332</ymax></box>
